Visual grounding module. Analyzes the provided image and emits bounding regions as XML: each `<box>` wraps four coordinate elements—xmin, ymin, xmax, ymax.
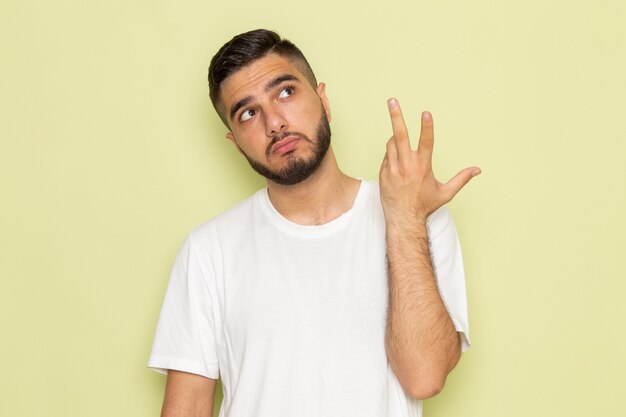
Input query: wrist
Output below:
<box><xmin>384</xmin><ymin>207</ymin><xmax>428</xmax><ymax>228</ymax></box>
<box><xmin>385</xmin><ymin>214</ymin><xmax>429</xmax><ymax>237</ymax></box>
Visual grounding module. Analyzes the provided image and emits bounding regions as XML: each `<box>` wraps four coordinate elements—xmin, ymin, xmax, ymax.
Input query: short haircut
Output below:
<box><xmin>208</xmin><ymin>29</ymin><xmax>318</xmax><ymax>127</ymax></box>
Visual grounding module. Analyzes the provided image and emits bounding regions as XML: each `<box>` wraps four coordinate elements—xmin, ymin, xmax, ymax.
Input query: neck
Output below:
<box><xmin>266</xmin><ymin>147</ymin><xmax>361</xmax><ymax>225</ymax></box>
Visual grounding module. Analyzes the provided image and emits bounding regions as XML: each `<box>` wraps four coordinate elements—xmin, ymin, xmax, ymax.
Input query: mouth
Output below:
<box><xmin>270</xmin><ymin>136</ymin><xmax>300</xmax><ymax>156</ymax></box>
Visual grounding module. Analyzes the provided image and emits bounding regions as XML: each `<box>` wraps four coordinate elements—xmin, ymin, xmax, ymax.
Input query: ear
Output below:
<box><xmin>226</xmin><ymin>131</ymin><xmax>243</xmax><ymax>154</ymax></box>
<box><xmin>316</xmin><ymin>82</ymin><xmax>332</xmax><ymax>122</ymax></box>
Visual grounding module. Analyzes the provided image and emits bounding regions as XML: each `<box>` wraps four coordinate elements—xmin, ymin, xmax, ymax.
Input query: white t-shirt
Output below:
<box><xmin>148</xmin><ymin>180</ymin><xmax>470</xmax><ymax>417</ymax></box>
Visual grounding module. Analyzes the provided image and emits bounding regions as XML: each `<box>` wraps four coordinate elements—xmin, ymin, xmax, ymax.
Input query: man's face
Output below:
<box><xmin>220</xmin><ymin>53</ymin><xmax>332</xmax><ymax>186</ymax></box>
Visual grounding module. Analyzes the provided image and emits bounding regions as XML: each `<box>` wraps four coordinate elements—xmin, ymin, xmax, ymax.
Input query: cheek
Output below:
<box><xmin>232</xmin><ymin>119</ymin><xmax>264</xmax><ymax>143</ymax></box>
<box><xmin>230</xmin><ymin>132</ymin><xmax>259</xmax><ymax>155</ymax></box>
<box><xmin>285</xmin><ymin>99</ymin><xmax>322</xmax><ymax>127</ymax></box>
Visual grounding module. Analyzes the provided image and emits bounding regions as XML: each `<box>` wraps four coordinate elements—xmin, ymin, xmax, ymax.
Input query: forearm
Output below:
<box><xmin>385</xmin><ymin>217</ymin><xmax>461</xmax><ymax>399</ymax></box>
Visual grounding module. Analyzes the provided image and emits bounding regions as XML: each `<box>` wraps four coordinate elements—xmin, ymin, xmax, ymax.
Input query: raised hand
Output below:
<box><xmin>379</xmin><ymin>98</ymin><xmax>480</xmax><ymax>224</ymax></box>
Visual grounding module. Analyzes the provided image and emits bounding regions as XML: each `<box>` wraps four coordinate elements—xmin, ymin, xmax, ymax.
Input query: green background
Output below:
<box><xmin>1</xmin><ymin>0</ymin><xmax>625</xmax><ymax>416</ymax></box>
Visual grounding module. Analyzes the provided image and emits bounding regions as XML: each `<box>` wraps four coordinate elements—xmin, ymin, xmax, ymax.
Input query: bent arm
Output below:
<box><xmin>379</xmin><ymin>99</ymin><xmax>478</xmax><ymax>399</ymax></box>
<box><xmin>161</xmin><ymin>370</ymin><xmax>217</xmax><ymax>417</ymax></box>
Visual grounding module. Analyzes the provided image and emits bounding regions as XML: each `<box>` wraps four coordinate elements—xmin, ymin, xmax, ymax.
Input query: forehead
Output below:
<box><xmin>220</xmin><ymin>54</ymin><xmax>307</xmax><ymax>107</ymax></box>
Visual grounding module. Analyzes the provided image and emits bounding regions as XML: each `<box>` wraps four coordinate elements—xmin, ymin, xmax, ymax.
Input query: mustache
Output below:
<box><xmin>265</xmin><ymin>131</ymin><xmax>311</xmax><ymax>158</ymax></box>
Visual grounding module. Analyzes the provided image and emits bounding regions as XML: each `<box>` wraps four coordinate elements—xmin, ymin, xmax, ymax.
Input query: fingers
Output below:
<box><xmin>385</xmin><ymin>136</ymin><xmax>398</xmax><ymax>165</ymax></box>
<box><xmin>387</xmin><ymin>98</ymin><xmax>411</xmax><ymax>157</ymax></box>
<box><xmin>380</xmin><ymin>153</ymin><xmax>389</xmax><ymax>176</ymax></box>
<box><xmin>417</xmin><ymin>111</ymin><xmax>434</xmax><ymax>164</ymax></box>
<box><xmin>442</xmin><ymin>167</ymin><xmax>482</xmax><ymax>202</ymax></box>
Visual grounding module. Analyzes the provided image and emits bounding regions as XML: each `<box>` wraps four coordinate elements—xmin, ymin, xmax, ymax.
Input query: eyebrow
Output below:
<box><xmin>229</xmin><ymin>74</ymin><xmax>300</xmax><ymax>121</ymax></box>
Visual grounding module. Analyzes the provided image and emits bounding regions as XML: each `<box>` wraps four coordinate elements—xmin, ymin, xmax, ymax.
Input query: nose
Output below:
<box><xmin>264</xmin><ymin>106</ymin><xmax>288</xmax><ymax>137</ymax></box>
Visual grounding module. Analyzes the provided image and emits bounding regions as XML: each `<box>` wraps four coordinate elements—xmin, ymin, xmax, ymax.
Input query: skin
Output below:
<box><xmin>161</xmin><ymin>370</ymin><xmax>216</xmax><ymax>417</ymax></box>
<box><xmin>381</xmin><ymin>99</ymin><xmax>480</xmax><ymax>398</ymax></box>
<box><xmin>161</xmin><ymin>53</ymin><xmax>480</xmax><ymax>416</ymax></box>
<box><xmin>220</xmin><ymin>53</ymin><xmax>361</xmax><ymax>224</ymax></box>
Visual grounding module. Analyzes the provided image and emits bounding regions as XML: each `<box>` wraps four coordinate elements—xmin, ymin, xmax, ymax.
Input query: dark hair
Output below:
<box><xmin>208</xmin><ymin>29</ymin><xmax>318</xmax><ymax>126</ymax></box>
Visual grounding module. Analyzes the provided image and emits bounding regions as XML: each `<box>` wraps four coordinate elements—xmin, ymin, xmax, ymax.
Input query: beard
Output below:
<box><xmin>241</xmin><ymin>110</ymin><xmax>331</xmax><ymax>186</ymax></box>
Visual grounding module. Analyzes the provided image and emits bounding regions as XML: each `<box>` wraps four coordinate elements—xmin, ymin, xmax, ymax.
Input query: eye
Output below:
<box><xmin>239</xmin><ymin>109</ymin><xmax>256</xmax><ymax>122</ymax></box>
<box><xmin>278</xmin><ymin>86</ymin><xmax>295</xmax><ymax>99</ymax></box>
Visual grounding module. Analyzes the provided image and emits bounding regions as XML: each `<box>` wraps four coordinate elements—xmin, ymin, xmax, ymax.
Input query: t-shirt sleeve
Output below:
<box><xmin>427</xmin><ymin>206</ymin><xmax>471</xmax><ymax>352</ymax></box>
<box><xmin>147</xmin><ymin>234</ymin><xmax>220</xmax><ymax>379</ymax></box>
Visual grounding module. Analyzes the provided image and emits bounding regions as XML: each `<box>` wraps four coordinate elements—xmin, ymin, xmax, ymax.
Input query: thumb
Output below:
<box><xmin>442</xmin><ymin>167</ymin><xmax>481</xmax><ymax>202</ymax></box>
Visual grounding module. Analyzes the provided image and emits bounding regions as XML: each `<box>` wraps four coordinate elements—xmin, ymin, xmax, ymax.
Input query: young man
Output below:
<box><xmin>148</xmin><ymin>29</ymin><xmax>480</xmax><ymax>417</ymax></box>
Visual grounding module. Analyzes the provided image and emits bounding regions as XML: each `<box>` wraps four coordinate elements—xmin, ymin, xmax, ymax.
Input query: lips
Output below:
<box><xmin>271</xmin><ymin>136</ymin><xmax>300</xmax><ymax>155</ymax></box>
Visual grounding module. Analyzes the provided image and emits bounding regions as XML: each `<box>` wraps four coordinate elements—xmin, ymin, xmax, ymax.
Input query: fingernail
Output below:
<box><xmin>472</xmin><ymin>168</ymin><xmax>482</xmax><ymax>177</ymax></box>
<box><xmin>388</xmin><ymin>98</ymin><xmax>398</xmax><ymax>109</ymax></box>
<box><xmin>422</xmin><ymin>111</ymin><xmax>432</xmax><ymax>121</ymax></box>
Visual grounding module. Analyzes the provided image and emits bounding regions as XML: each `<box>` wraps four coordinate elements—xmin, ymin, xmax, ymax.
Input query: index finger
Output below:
<box><xmin>387</xmin><ymin>98</ymin><xmax>411</xmax><ymax>155</ymax></box>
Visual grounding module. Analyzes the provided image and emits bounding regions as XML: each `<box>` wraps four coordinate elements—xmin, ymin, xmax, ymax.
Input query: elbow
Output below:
<box><xmin>389</xmin><ymin>340</ymin><xmax>461</xmax><ymax>400</ymax></box>
<box><xmin>404</xmin><ymin>376</ymin><xmax>446</xmax><ymax>400</ymax></box>
<box><xmin>405</xmin><ymin>346</ymin><xmax>461</xmax><ymax>399</ymax></box>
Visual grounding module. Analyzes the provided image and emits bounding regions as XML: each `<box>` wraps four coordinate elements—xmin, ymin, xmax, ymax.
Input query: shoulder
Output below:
<box><xmin>187</xmin><ymin>188</ymin><xmax>265</xmax><ymax>245</ymax></box>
